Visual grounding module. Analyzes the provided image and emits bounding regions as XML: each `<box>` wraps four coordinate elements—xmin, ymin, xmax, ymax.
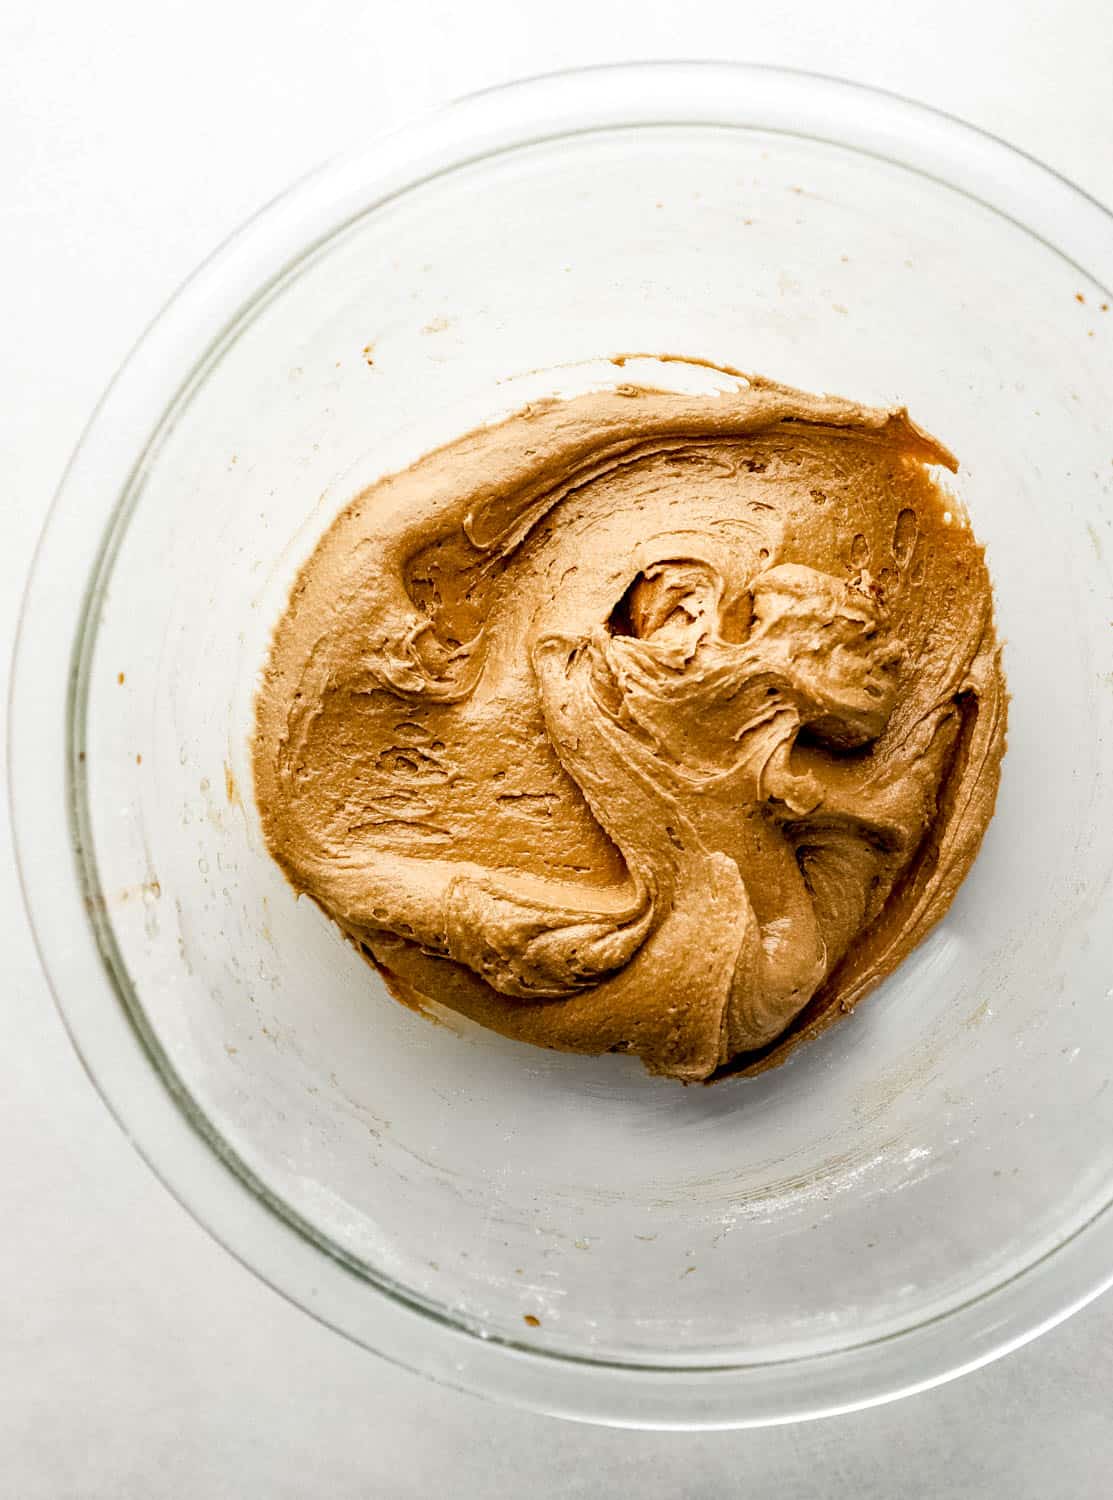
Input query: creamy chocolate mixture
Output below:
<box><xmin>254</xmin><ymin>365</ymin><xmax>1006</xmax><ymax>1081</ymax></box>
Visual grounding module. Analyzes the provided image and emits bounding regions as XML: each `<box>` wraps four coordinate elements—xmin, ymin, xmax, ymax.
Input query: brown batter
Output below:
<box><xmin>253</xmin><ymin>364</ymin><xmax>1006</xmax><ymax>1082</ymax></box>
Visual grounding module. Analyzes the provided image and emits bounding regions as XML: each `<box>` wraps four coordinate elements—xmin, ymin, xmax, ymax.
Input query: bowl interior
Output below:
<box><xmin>76</xmin><ymin>123</ymin><xmax>1113</xmax><ymax>1365</ymax></box>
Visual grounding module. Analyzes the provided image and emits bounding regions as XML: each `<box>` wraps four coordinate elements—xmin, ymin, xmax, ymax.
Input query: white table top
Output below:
<box><xmin>3</xmin><ymin>1</ymin><xmax>1112</xmax><ymax>1492</ymax></box>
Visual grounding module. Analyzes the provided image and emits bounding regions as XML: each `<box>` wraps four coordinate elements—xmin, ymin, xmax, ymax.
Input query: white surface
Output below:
<box><xmin>3</xmin><ymin>1</ymin><xmax>1112</xmax><ymax>1493</ymax></box>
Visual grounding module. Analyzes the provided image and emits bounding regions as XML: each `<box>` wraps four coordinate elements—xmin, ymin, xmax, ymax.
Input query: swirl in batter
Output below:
<box><xmin>253</xmin><ymin>364</ymin><xmax>1006</xmax><ymax>1081</ymax></box>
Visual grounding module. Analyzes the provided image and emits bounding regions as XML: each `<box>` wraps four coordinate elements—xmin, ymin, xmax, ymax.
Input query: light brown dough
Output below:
<box><xmin>254</xmin><ymin>366</ymin><xmax>1006</xmax><ymax>1081</ymax></box>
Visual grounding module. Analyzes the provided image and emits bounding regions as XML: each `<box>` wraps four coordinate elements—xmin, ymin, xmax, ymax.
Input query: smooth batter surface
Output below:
<box><xmin>253</xmin><ymin>365</ymin><xmax>1006</xmax><ymax>1081</ymax></box>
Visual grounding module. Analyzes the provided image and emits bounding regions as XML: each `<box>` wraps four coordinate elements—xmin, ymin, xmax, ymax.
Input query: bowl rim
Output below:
<box><xmin>9</xmin><ymin>59</ymin><xmax>1113</xmax><ymax>1429</ymax></box>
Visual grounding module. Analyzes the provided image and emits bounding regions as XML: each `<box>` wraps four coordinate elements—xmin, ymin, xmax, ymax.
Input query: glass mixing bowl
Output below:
<box><xmin>11</xmin><ymin>63</ymin><xmax>1113</xmax><ymax>1428</ymax></box>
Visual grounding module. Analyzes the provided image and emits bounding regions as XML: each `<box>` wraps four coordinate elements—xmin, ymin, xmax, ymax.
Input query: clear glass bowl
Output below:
<box><xmin>11</xmin><ymin>63</ymin><xmax>1113</xmax><ymax>1429</ymax></box>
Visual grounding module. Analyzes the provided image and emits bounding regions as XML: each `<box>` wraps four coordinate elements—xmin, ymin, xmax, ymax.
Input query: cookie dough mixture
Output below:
<box><xmin>254</xmin><ymin>364</ymin><xmax>1006</xmax><ymax>1081</ymax></box>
